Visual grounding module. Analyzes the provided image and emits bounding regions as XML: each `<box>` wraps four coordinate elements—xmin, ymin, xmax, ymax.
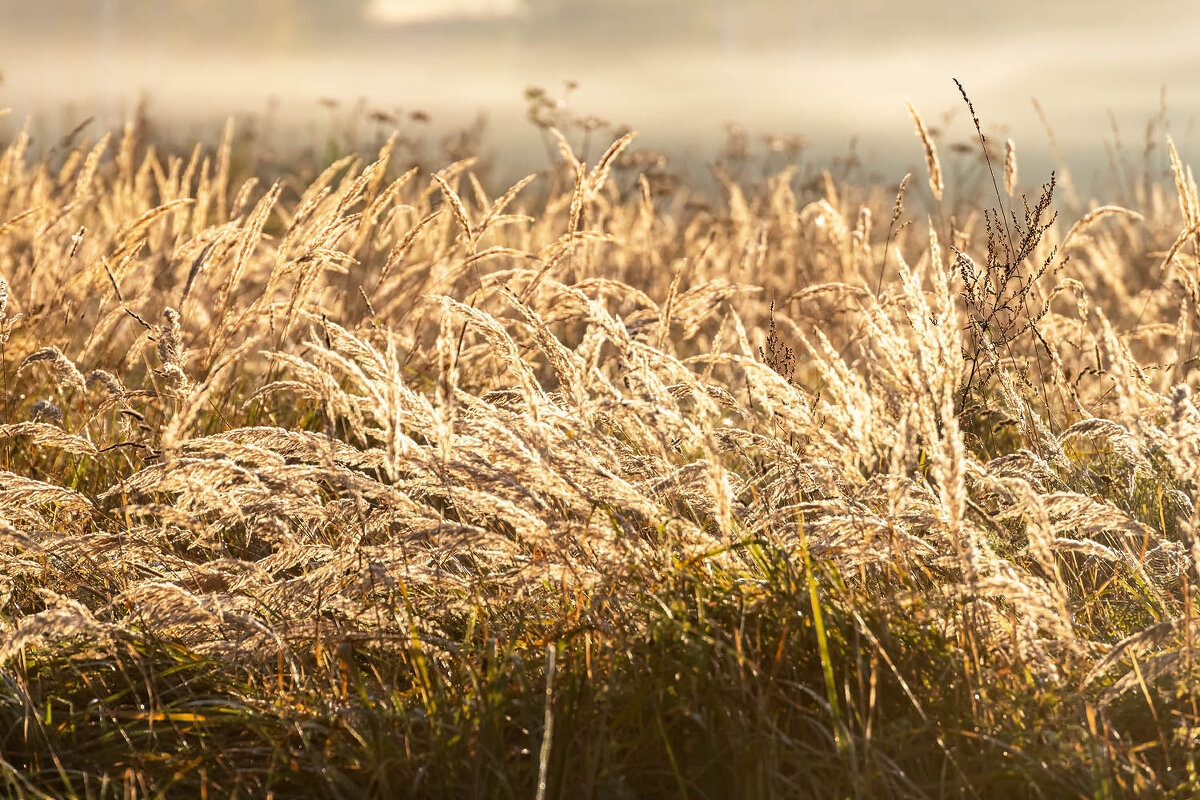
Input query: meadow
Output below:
<box><xmin>0</xmin><ymin>90</ymin><xmax>1198</xmax><ymax>798</ymax></box>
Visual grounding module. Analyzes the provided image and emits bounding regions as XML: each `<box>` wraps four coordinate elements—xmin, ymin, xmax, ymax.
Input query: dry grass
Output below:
<box><xmin>0</xmin><ymin>97</ymin><xmax>1199</xmax><ymax>798</ymax></box>
<box><xmin>906</xmin><ymin>100</ymin><xmax>943</xmax><ymax>202</ymax></box>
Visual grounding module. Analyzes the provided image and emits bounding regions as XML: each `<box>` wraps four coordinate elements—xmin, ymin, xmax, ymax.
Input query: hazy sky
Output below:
<box><xmin>367</xmin><ymin>0</ymin><xmax>523</xmax><ymax>23</ymax></box>
<box><xmin>1</xmin><ymin>0</ymin><xmax>1197</xmax><ymax>186</ymax></box>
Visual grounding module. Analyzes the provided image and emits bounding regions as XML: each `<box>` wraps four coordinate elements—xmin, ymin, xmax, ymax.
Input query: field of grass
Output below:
<box><xmin>1</xmin><ymin>94</ymin><xmax>1200</xmax><ymax>798</ymax></box>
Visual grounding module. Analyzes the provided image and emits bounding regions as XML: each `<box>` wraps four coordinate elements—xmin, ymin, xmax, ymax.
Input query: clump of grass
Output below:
<box><xmin>1</xmin><ymin>87</ymin><xmax>1200</xmax><ymax>799</ymax></box>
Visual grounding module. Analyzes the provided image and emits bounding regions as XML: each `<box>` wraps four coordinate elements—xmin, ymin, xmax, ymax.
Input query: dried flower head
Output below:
<box><xmin>30</xmin><ymin>398</ymin><xmax>63</xmax><ymax>423</ymax></box>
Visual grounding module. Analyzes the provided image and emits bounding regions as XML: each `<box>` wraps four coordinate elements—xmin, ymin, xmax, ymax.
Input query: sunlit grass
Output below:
<box><xmin>0</xmin><ymin>92</ymin><xmax>1199</xmax><ymax>797</ymax></box>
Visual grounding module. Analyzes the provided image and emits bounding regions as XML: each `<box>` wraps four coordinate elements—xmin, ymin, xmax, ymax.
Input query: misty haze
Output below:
<box><xmin>3</xmin><ymin>0</ymin><xmax>1199</xmax><ymax>184</ymax></box>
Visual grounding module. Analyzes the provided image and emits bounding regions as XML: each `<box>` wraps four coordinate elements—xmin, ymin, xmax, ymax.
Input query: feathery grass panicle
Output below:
<box><xmin>1168</xmin><ymin>135</ymin><xmax>1199</xmax><ymax>228</ymax></box>
<box><xmin>18</xmin><ymin>346</ymin><xmax>87</xmax><ymax>393</ymax></box>
<box><xmin>432</xmin><ymin>172</ymin><xmax>474</xmax><ymax>250</ymax></box>
<box><xmin>905</xmin><ymin>100</ymin><xmax>943</xmax><ymax>201</ymax></box>
<box><xmin>1004</xmin><ymin>137</ymin><xmax>1018</xmax><ymax>195</ymax></box>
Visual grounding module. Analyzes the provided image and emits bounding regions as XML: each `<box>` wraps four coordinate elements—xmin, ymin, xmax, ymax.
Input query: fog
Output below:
<box><xmin>2</xmin><ymin>0</ymin><xmax>1198</xmax><ymax>188</ymax></box>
